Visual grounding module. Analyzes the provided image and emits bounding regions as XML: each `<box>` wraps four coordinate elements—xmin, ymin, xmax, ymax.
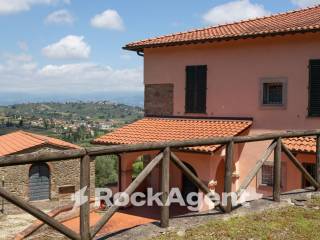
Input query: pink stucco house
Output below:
<box><xmin>94</xmin><ymin>6</ymin><xmax>320</xmax><ymax>200</ymax></box>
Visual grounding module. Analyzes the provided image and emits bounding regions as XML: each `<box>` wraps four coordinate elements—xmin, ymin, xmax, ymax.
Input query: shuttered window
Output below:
<box><xmin>309</xmin><ymin>60</ymin><xmax>320</xmax><ymax>117</ymax></box>
<box><xmin>185</xmin><ymin>65</ymin><xmax>207</xmax><ymax>113</ymax></box>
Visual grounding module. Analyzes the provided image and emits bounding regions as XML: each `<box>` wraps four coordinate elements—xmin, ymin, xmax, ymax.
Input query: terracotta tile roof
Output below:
<box><xmin>0</xmin><ymin>131</ymin><xmax>79</xmax><ymax>157</ymax></box>
<box><xmin>93</xmin><ymin>118</ymin><xmax>252</xmax><ymax>153</ymax></box>
<box><xmin>283</xmin><ymin>137</ymin><xmax>316</xmax><ymax>154</ymax></box>
<box><xmin>124</xmin><ymin>5</ymin><xmax>320</xmax><ymax>51</ymax></box>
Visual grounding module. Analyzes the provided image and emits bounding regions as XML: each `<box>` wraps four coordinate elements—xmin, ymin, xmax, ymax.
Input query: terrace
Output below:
<box><xmin>0</xmin><ymin>129</ymin><xmax>320</xmax><ymax>239</ymax></box>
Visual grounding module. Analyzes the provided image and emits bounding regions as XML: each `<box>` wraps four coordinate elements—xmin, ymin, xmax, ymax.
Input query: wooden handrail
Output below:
<box><xmin>0</xmin><ymin>129</ymin><xmax>320</xmax><ymax>167</ymax></box>
<box><xmin>1</xmin><ymin>130</ymin><xmax>320</xmax><ymax>240</ymax></box>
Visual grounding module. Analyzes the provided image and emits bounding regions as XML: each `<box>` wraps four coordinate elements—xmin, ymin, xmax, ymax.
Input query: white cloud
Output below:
<box><xmin>291</xmin><ymin>0</ymin><xmax>320</xmax><ymax>7</ymax></box>
<box><xmin>42</xmin><ymin>35</ymin><xmax>91</xmax><ymax>59</ymax></box>
<box><xmin>0</xmin><ymin>53</ymin><xmax>143</xmax><ymax>93</ymax></box>
<box><xmin>0</xmin><ymin>0</ymin><xmax>70</xmax><ymax>15</ymax></box>
<box><xmin>91</xmin><ymin>9</ymin><xmax>124</xmax><ymax>31</ymax></box>
<box><xmin>202</xmin><ymin>0</ymin><xmax>270</xmax><ymax>25</ymax></box>
<box><xmin>37</xmin><ymin>63</ymin><xmax>142</xmax><ymax>92</ymax></box>
<box><xmin>17</xmin><ymin>41</ymin><xmax>29</xmax><ymax>51</ymax></box>
<box><xmin>45</xmin><ymin>9</ymin><xmax>74</xmax><ymax>25</ymax></box>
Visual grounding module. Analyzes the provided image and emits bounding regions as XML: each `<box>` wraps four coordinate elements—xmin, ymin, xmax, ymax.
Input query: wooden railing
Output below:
<box><xmin>0</xmin><ymin>130</ymin><xmax>320</xmax><ymax>239</ymax></box>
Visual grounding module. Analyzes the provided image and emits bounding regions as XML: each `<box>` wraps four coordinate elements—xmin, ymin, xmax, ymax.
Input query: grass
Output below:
<box><xmin>154</xmin><ymin>197</ymin><xmax>320</xmax><ymax>240</ymax></box>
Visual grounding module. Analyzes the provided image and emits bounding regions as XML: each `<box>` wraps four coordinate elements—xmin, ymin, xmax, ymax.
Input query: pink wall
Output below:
<box><xmin>144</xmin><ymin>33</ymin><xmax>320</xmax><ymax>130</ymax></box>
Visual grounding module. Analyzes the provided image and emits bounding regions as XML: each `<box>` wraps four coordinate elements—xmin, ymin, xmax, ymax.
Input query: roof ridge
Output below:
<box><xmin>125</xmin><ymin>4</ymin><xmax>320</xmax><ymax>47</ymax></box>
<box><xmin>17</xmin><ymin>130</ymin><xmax>48</xmax><ymax>143</ymax></box>
<box><xmin>145</xmin><ymin>117</ymin><xmax>253</xmax><ymax>122</ymax></box>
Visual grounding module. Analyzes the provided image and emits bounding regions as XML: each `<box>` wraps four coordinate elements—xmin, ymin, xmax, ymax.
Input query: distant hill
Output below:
<box><xmin>0</xmin><ymin>101</ymin><xmax>144</xmax><ymax>145</ymax></box>
<box><xmin>0</xmin><ymin>101</ymin><xmax>143</xmax><ymax>122</ymax></box>
<box><xmin>0</xmin><ymin>91</ymin><xmax>144</xmax><ymax>107</ymax></box>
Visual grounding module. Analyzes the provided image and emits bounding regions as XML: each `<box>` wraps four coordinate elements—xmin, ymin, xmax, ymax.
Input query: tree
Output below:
<box><xmin>95</xmin><ymin>155</ymin><xmax>118</xmax><ymax>187</ymax></box>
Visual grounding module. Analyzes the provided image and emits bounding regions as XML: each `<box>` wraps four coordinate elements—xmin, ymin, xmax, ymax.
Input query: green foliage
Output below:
<box><xmin>132</xmin><ymin>158</ymin><xmax>144</xmax><ymax>179</ymax></box>
<box><xmin>95</xmin><ymin>155</ymin><xmax>119</xmax><ymax>187</ymax></box>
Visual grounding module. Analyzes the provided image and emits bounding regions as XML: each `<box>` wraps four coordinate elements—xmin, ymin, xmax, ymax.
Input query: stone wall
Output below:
<box><xmin>145</xmin><ymin>84</ymin><xmax>174</xmax><ymax>116</ymax></box>
<box><xmin>0</xmin><ymin>145</ymin><xmax>95</xmax><ymax>214</ymax></box>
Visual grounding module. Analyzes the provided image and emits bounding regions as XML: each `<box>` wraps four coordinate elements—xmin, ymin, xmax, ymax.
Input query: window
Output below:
<box><xmin>261</xmin><ymin>163</ymin><xmax>286</xmax><ymax>188</ymax></box>
<box><xmin>263</xmin><ymin>83</ymin><xmax>283</xmax><ymax>105</ymax></box>
<box><xmin>260</xmin><ymin>78</ymin><xmax>287</xmax><ymax>107</ymax></box>
<box><xmin>185</xmin><ymin>65</ymin><xmax>207</xmax><ymax>113</ymax></box>
<box><xmin>58</xmin><ymin>185</ymin><xmax>75</xmax><ymax>194</ymax></box>
<box><xmin>309</xmin><ymin>60</ymin><xmax>320</xmax><ymax>117</ymax></box>
<box><xmin>261</xmin><ymin>165</ymin><xmax>273</xmax><ymax>186</ymax></box>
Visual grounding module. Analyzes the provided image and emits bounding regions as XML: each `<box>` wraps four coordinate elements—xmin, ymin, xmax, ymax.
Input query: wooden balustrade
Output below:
<box><xmin>0</xmin><ymin>129</ymin><xmax>320</xmax><ymax>239</ymax></box>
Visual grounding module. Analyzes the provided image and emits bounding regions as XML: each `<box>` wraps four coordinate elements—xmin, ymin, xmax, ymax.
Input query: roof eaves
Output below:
<box><xmin>123</xmin><ymin>27</ymin><xmax>320</xmax><ymax>52</ymax></box>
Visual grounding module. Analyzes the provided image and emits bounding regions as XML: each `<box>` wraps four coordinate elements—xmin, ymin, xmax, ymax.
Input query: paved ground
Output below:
<box><xmin>0</xmin><ymin>212</ymin><xmax>36</xmax><ymax>240</ymax></box>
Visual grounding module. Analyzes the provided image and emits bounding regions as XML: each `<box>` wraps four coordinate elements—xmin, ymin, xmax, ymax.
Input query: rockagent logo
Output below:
<box><xmin>72</xmin><ymin>187</ymin><xmax>261</xmax><ymax>211</ymax></box>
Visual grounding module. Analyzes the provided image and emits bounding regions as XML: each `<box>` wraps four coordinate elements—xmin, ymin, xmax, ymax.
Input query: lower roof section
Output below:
<box><xmin>93</xmin><ymin>117</ymin><xmax>253</xmax><ymax>153</ymax></box>
<box><xmin>283</xmin><ymin>137</ymin><xmax>316</xmax><ymax>154</ymax></box>
<box><xmin>0</xmin><ymin>130</ymin><xmax>79</xmax><ymax>157</ymax></box>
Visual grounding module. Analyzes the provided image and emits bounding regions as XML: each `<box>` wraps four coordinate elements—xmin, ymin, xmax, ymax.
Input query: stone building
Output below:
<box><xmin>0</xmin><ymin>131</ymin><xmax>95</xmax><ymax>213</ymax></box>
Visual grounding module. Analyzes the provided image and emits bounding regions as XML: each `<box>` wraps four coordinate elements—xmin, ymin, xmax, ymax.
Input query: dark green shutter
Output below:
<box><xmin>309</xmin><ymin>60</ymin><xmax>320</xmax><ymax>116</ymax></box>
<box><xmin>197</xmin><ymin>65</ymin><xmax>207</xmax><ymax>113</ymax></box>
<box><xmin>185</xmin><ymin>66</ymin><xmax>195</xmax><ymax>112</ymax></box>
<box><xmin>185</xmin><ymin>65</ymin><xmax>207</xmax><ymax>113</ymax></box>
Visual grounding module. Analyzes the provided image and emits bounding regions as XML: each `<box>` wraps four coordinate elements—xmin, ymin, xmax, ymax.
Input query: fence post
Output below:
<box><xmin>224</xmin><ymin>141</ymin><xmax>234</xmax><ymax>213</ymax></box>
<box><xmin>273</xmin><ymin>138</ymin><xmax>282</xmax><ymax>202</ymax></box>
<box><xmin>1</xmin><ymin>177</ymin><xmax>4</xmax><ymax>214</ymax></box>
<box><xmin>160</xmin><ymin>147</ymin><xmax>170</xmax><ymax>228</ymax></box>
<box><xmin>80</xmin><ymin>155</ymin><xmax>91</xmax><ymax>240</ymax></box>
<box><xmin>316</xmin><ymin>136</ymin><xmax>320</xmax><ymax>190</ymax></box>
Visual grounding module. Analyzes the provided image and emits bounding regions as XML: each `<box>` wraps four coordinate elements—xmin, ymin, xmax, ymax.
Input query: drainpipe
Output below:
<box><xmin>137</xmin><ymin>50</ymin><xmax>144</xmax><ymax>57</ymax></box>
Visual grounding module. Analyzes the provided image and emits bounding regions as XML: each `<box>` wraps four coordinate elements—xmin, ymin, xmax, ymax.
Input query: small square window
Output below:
<box><xmin>263</xmin><ymin>83</ymin><xmax>283</xmax><ymax>105</ymax></box>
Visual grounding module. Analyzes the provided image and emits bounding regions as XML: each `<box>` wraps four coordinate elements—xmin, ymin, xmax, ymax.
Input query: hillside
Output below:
<box><xmin>0</xmin><ymin>101</ymin><xmax>144</xmax><ymax>145</ymax></box>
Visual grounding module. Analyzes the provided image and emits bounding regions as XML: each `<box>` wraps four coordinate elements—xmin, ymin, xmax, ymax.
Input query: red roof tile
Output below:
<box><xmin>93</xmin><ymin>118</ymin><xmax>252</xmax><ymax>153</ymax></box>
<box><xmin>283</xmin><ymin>137</ymin><xmax>316</xmax><ymax>154</ymax></box>
<box><xmin>0</xmin><ymin>131</ymin><xmax>79</xmax><ymax>157</ymax></box>
<box><xmin>124</xmin><ymin>5</ymin><xmax>320</xmax><ymax>51</ymax></box>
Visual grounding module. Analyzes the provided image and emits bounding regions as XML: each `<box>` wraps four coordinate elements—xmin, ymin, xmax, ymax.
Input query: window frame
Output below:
<box><xmin>261</xmin><ymin>164</ymin><xmax>274</xmax><ymax>187</ymax></box>
<box><xmin>185</xmin><ymin>65</ymin><xmax>207</xmax><ymax>114</ymax></box>
<box><xmin>258</xmin><ymin>161</ymin><xmax>286</xmax><ymax>189</ymax></box>
<box><xmin>260</xmin><ymin>78</ymin><xmax>288</xmax><ymax>108</ymax></box>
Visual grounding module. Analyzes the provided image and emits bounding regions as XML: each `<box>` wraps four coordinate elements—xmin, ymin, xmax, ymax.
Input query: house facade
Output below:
<box><xmin>0</xmin><ymin>131</ymin><xmax>95</xmax><ymax>213</ymax></box>
<box><xmin>94</xmin><ymin>6</ymin><xmax>320</xmax><ymax>205</ymax></box>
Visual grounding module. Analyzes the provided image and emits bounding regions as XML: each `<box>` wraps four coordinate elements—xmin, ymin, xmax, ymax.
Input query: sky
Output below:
<box><xmin>0</xmin><ymin>0</ymin><xmax>319</xmax><ymax>104</ymax></box>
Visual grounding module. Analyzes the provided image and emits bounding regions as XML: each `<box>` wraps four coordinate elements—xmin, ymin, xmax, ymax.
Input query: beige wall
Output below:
<box><xmin>144</xmin><ymin>32</ymin><xmax>320</xmax><ymax>130</ymax></box>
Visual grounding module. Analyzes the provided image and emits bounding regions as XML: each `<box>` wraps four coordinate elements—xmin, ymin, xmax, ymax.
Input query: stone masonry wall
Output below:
<box><xmin>0</xmin><ymin>145</ymin><xmax>95</xmax><ymax>214</ymax></box>
<box><xmin>145</xmin><ymin>84</ymin><xmax>174</xmax><ymax>116</ymax></box>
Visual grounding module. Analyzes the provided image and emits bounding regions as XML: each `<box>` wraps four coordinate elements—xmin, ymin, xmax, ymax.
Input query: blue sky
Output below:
<box><xmin>0</xmin><ymin>0</ymin><xmax>319</xmax><ymax>102</ymax></box>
